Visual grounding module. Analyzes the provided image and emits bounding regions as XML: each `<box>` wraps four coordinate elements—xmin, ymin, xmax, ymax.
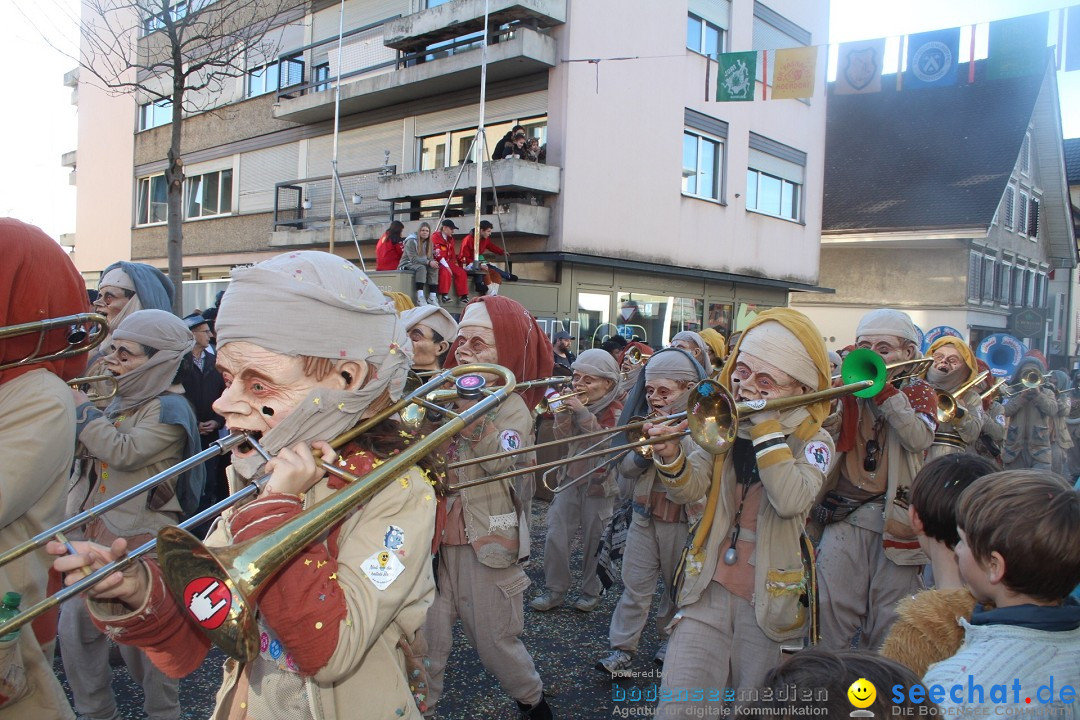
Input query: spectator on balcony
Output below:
<box><xmin>399</xmin><ymin>222</ymin><xmax>440</xmax><ymax>306</ymax></box>
<box><xmin>460</xmin><ymin>221</ymin><xmax>516</xmax><ymax>296</ymax></box>
<box><xmin>491</xmin><ymin>125</ymin><xmax>525</xmax><ymax>160</ymax></box>
<box><xmin>375</xmin><ymin>220</ymin><xmax>406</xmax><ymax>271</ymax></box>
<box><xmin>525</xmin><ymin>138</ymin><xmax>542</xmax><ymax>163</ymax></box>
<box><xmin>433</xmin><ymin>219</ymin><xmax>469</xmax><ymax>304</ymax></box>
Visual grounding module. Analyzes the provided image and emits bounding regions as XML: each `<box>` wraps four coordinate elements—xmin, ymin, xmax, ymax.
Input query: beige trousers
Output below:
<box><xmin>423</xmin><ymin>545</ymin><xmax>543</xmax><ymax>710</ymax></box>
<box><xmin>59</xmin><ymin>598</ymin><xmax>180</xmax><ymax>720</ymax></box>
<box><xmin>816</xmin><ymin>521</ymin><xmax>923</xmax><ymax>651</ymax></box>
<box><xmin>608</xmin><ymin>517</ymin><xmax>687</xmax><ymax>653</ymax></box>
<box><xmin>655</xmin><ymin>582</ymin><xmax>781</xmax><ymax>717</ymax></box>
<box><xmin>541</xmin><ymin>481</ymin><xmax>613</xmax><ymax>599</ymax></box>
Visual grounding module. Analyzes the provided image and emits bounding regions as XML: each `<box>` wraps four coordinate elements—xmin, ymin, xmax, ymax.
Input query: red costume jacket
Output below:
<box><xmin>458</xmin><ymin>235</ymin><xmax>505</xmax><ymax>268</ymax></box>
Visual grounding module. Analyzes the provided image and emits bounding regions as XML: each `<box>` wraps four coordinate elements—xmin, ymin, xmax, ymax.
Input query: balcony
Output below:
<box><xmin>378</xmin><ymin>158</ymin><xmax>560</xmax><ymax>203</ymax></box>
<box><xmin>61</xmin><ymin>150</ymin><xmax>77</xmax><ymax>169</ymax></box>
<box><xmin>384</xmin><ymin>0</ymin><xmax>566</xmax><ymax>53</ymax></box>
<box><xmin>273</xmin><ymin>25</ymin><xmax>556</xmax><ymax>125</ymax></box>
<box><xmin>270</xmin><ymin>203</ymin><xmax>552</xmax><ymax>250</ymax></box>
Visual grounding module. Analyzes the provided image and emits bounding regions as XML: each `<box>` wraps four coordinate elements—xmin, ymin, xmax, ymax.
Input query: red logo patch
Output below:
<box><xmin>183</xmin><ymin>576</ymin><xmax>232</xmax><ymax>629</ymax></box>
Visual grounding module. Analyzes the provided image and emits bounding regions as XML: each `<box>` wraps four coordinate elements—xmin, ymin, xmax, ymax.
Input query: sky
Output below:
<box><xmin>0</xmin><ymin>0</ymin><xmax>1077</xmax><ymax>242</ymax></box>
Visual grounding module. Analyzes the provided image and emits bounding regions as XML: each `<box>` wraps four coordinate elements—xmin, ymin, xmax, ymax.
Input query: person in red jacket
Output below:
<box><xmin>432</xmin><ymin>219</ymin><xmax>469</xmax><ymax>304</ymax></box>
<box><xmin>459</xmin><ymin>221</ymin><xmax>512</xmax><ymax>296</ymax></box>
<box><xmin>375</xmin><ymin>220</ymin><xmax>405</xmax><ymax>271</ymax></box>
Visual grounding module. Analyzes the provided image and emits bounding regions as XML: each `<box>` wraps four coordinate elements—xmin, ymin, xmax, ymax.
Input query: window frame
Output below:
<box><xmin>138</xmin><ymin>99</ymin><xmax>172</xmax><ymax>132</ymax></box>
<box><xmin>136</xmin><ymin>173</ymin><xmax>169</xmax><ymax>227</ymax></box>
<box><xmin>981</xmin><ymin>255</ymin><xmax>996</xmax><ymax>303</ymax></box>
<box><xmin>183</xmin><ymin>168</ymin><xmax>234</xmax><ymax>221</ymax></box>
<box><xmin>415</xmin><ymin>114</ymin><xmax>548</xmax><ymax>171</ymax></box>
<box><xmin>1017</xmin><ymin>190</ymin><xmax>1029</xmax><ymax>237</ymax></box>
<box><xmin>1020</xmin><ymin>132</ymin><xmax>1031</xmax><ymax>177</ymax></box>
<box><xmin>682</xmin><ymin>129</ymin><xmax>724</xmax><ymax>203</ymax></box>
<box><xmin>745</xmin><ymin>168</ymin><xmax>801</xmax><ymax>222</ymax></box>
<box><xmin>1003</xmin><ymin>184</ymin><xmax>1015</xmax><ymax>230</ymax></box>
<box><xmin>686</xmin><ymin>13</ymin><xmax>724</xmax><ymax>58</ymax></box>
<box><xmin>998</xmin><ymin>261</ymin><xmax>1012</xmax><ymax>306</ymax></box>
<box><xmin>1028</xmin><ymin>195</ymin><xmax>1040</xmax><ymax>240</ymax></box>
<box><xmin>246</xmin><ymin>62</ymin><xmax>281</xmax><ymax>98</ymax></box>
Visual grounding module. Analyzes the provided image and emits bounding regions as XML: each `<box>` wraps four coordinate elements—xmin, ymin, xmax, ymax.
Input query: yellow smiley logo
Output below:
<box><xmin>847</xmin><ymin>678</ymin><xmax>876</xmax><ymax>709</ymax></box>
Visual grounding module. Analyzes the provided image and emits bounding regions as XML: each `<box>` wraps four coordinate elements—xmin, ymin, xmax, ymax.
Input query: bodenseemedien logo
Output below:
<box><xmin>848</xmin><ymin>678</ymin><xmax>877</xmax><ymax>717</ymax></box>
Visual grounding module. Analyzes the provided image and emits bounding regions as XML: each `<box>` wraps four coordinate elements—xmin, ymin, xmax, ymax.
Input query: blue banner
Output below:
<box><xmin>905</xmin><ymin>27</ymin><xmax>961</xmax><ymax>89</ymax></box>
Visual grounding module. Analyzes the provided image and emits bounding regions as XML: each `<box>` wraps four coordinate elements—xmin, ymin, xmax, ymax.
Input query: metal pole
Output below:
<box><xmin>473</xmin><ymin>0</ymin><xmax>491</xmax><ymax>267</ymax></box>
<box><xmin>329</xmin><ymin>0</ymin><xmax>346</xmax><ymax>253</ymax></box>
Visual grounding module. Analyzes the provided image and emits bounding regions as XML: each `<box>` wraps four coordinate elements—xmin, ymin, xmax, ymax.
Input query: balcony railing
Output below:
<box><xmin>273</xmin><ymin>165</ymin><xmax>397</xmax><ymax>232</ymax></box>
<box><xmin>275</xmin><ymin>21</ymin><xmax>529</xmax><ymax>103</ymax></box>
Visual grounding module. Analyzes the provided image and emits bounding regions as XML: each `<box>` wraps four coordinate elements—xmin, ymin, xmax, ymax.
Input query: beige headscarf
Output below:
<box><xmin>216</xmin><ymin>251</ymin><xmax>411</xmax><ymax>479</ymax></box>
<box><xmin>109</xmin><ymin>309</ymin><xmax>194</xmax><ymax>414</ymax></box>
<box><xmin>571</xmin><ymin>349</ymin><xmax>622</xmax><ymax>415</ymax></box>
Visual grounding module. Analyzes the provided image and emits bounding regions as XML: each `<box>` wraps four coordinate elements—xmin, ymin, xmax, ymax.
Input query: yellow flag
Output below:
<box><xmin>771</xmin><ymin>46</ymin><xmax>818</xmax><ymax>100</ymax></box>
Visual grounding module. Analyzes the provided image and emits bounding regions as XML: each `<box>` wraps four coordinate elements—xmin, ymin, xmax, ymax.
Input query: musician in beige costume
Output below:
<box><xmin>922</xmin><ymin>337</ymin><xmax>985</xmax><ymax>459</ymax></box>
<box><xmin>650</xmin><ymin>309</ymin><xmax>834</xmax><ymax>716</ymax></box>
<box><xmin>51</xmin><ymin>252</ymin><xmax>438</xmax><ymax>720</ymax></box>
<box><xmin>596</xmin><ymin>348</ymin><xmax>707</xmax><ymax>676</ymax></box>
<box><xmin>422</xmin><ymin>296</ymin><xmax>553</xmax><ymax>719</ymax></box>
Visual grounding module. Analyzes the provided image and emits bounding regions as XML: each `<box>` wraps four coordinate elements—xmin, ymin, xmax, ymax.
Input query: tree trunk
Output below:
<box><xmin>165</xmin><ymin>84</ymin><xmax>185</xmax><ymax>315</ymax></box>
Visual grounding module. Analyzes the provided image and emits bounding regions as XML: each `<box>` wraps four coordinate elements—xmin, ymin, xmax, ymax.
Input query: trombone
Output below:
<box><xmin>979</xmin><ymin>378</ymin><xmax>1007</xmax><ymax>403</ymax></box>
<box><xmin>69</xmin><ymin>374</ymin><xmax>119</xmax><ymax>402</ymax></box>
<box><xmin>999</xmin><ymin>369</ymin><xmax>1051</xmax><ymax>397</ymax></box>
<box><xmin>400</xmin><ymin>374</ymin><xmax>570</xmax><ymax>427</ymax></box>
<box><xmin>0</xmin><ymin>364</ymin><xmax>519</xmax><ymax>660</ymax></box>
<box><xmin>934</xmin><ymin>371</ymin><xmax>990</xmax><ymax>424</ymax></box>
<box><xmin>449</xmin><ymin>376</ymin><xmax>880</xmax><ymax>491</ymax></box>
<box><xmin>0</xmin><ymin>312</ymin><xmax>109</xmax><ymax>372</ymax></box>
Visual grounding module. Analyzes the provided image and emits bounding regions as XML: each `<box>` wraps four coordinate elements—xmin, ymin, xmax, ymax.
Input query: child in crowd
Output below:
<box><xmin>924</xmin><ymin>470</ymin><xmax>1080</xmax><ymax>715</ymax></box>
<box><xmin>879</xmin><ymin>453</ymin><xmax>998</xmax><ymax>675</ymax></box>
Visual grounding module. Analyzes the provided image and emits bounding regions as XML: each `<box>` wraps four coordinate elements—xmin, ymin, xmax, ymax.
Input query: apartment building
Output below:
<box><xmin>68</xmin><ymin>0</ymin><xmax>830</xmax><ymax>347</ymax></box>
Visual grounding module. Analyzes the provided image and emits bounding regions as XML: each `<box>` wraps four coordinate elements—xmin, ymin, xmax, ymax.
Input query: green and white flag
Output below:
<box><xmin>716</xmin><ymin>51</ymin><xmax>757</xmax><ymax>101</ymax></box>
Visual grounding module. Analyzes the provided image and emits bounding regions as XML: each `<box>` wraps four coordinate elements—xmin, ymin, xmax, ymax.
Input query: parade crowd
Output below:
<box><xmin>1</xmin><ymin>217</ymin><xmax>1078</xmax><ymax>720</ymax></box>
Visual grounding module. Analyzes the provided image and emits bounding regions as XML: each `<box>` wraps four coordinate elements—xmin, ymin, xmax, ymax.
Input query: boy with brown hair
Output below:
<box><xmin>879</xmin><ymin>453</ymin><xmax>998</xmax><ymax>674</ymax></box>
<box><xmin>924</xmin><ymin>470</ymin><xmax>1080</xmax><ymax>715</ymax></box>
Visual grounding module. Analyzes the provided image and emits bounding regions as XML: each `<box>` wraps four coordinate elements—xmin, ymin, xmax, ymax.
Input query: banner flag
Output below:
<box><xmin>988</xmin><ymin>12</ymin><xmax>1050</xmax><ymax>79</ymax></box>
<box><xmin>835</xmin><ymin>39</ymin><xmax>885</xmax><ymax>94</ymax></box>
<box><xmin>772</xmin><ymin>46</ymin><xmax>817</xmax><ymax>99</ymax></box>
<box><xmin>715</xmin><ymin>51</ymin><xmax>757</xmax><ymax>101</ymax></box>
<box><xmin>905</xmin><ymin>27</ymin><xmax>961</xmax><ymax>89</ymax></box>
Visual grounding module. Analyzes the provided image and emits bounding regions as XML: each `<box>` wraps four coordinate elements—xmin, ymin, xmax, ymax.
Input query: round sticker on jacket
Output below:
<box><xmin>499</xmin><ymin>429</ymin><xmax>523</xmax><ymax>451</ymax></box>
<box><xmin>804</xmin><ymin>441</ymin><xmax>831</xmax><ymax>473</ymax></box>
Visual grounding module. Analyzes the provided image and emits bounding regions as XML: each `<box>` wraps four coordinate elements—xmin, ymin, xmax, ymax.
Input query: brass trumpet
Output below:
<box><xmin>534</xmin><ymin>387</ymin><xmax>589</xmax><ymax>414</ymax></box>
<box><xmin>625</xmin><ymin>346</ymin><xmax>649</xmax><ymax>366</ymax></box>
<box><xmin>935</xmin><ymin>371</ymin><xmax>990</xmax><ymax>424</ymax></box>
<box><xmin>69</xmin><ymin>374</ymin><xmax>119</xmax><ymax>402</ymax></box>
<box><xmin>0</xmin><ymin>312</ymin><xmax>108</xmax><ymax>372</ymax></box>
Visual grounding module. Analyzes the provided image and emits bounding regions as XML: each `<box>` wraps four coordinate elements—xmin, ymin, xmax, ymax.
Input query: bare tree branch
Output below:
<box><xmin>49</xmin><ymin>0</ymin><xmax>306</xmax><ymax>313</ymax></box>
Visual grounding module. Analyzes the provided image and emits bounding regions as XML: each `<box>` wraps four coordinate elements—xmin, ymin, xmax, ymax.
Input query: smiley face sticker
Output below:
<box><xmin>847</xmin><ymin>678</ymin><xmax>876</xmax><ymax>709</ymax></box>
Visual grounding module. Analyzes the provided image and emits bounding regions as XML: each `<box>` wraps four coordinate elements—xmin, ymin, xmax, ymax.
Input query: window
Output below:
<box><xmin>417</xmin><ymin>115</ymin><xmax>547</xmax><ymax>171</ymax></box>
<box><xmin>999</xmin><ymin>262</ymin><xmax>1012</xmax><ymax>305</ymax></box>
<box><xmin>1026</xmin><ymin>268</ymin><xmax>1036</xmax><ymax>306</ymax></box>
<box><xmin>184</xmin><ymin>169</ymin><xmax>233</xmax><ymax>219</ymax></box>
<box><xmin>746</xmin><ymin>135</ymin><xmax>806</xmax><ymax>222</ymax></box>
<box><xmin>1003</xmin><ymin>185</ymin><xmax>1015</xmax><ymax>229</ymax></box>
<box><xmin>981</xmin><ymin>256</ymin><xmax>996</xmax><ymax>302</ymax></box>
<box><xmin>142</xmin><ymin>0</ymin><xmax>189</xmax><ymax>34</ymax></box>
<box><xmin>967</xmin><ymin>251</ymin><xmax>982</xmax><ymax>303</ymax></box>
<box><xmin>1017</xmin><ymin>191</ymin><xmax>1029</xmax><ymax>236</ymax></box>
<box><xmin>138</xmin><ymin>99</ymin><xmax>172</xmax><ymax>131</ymax></box>
<box><xmin>1029</xmin><ymin>196</ymin><xmax>1040</xmax><ymax>239</ymax></box>
<box><xmin>313</xmin><ymin>62</ymin><xmax>330</xmax><ymax>92</ymax></box>
<box><xmin>683</xmin><ymin>131</ymin><xmax>723</xmax><ymax>201</ymax></box>
<box><xmin>247</xmin><ymin>63</ymin><xmax>280</xmax><ymax>98</ymax></box>
<box><xmin>687</xmin><ymin>14</ymin><xmax>723</xmax><ymax>57</ymax></box>
<box><xmin>616</xmin><ymin>292</ymin><xmax>704</xmax><ymax>346</ymax></box>
<box><xmin>1012</xmin><ymin>264</ymin><xmax>1025</xmax><ymax>304</ymax></box>
<box><xmin>1021</xmin><ymin>132</ymin><xmax>1031</xmax><ymax>176</ymax></box>
<box><xmin>279</xmin><ymin>57</ymin><xmax>304</xmax><ymax>91</ymax></box>
<box><xmin>136</xmin><ymin>174</ymin><xmax>168</xmax><ymax>226</ymax></box>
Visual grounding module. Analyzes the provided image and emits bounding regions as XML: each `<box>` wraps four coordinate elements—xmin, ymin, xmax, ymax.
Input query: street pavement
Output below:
<box><xmin>54</xmin><ymin>499</ymin><xmax>669</xmax><ymax>719</ymax></box>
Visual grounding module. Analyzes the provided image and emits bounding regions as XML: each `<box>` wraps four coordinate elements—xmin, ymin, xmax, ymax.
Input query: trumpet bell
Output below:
<box><xmin>686</xmin><ymin>380</ymin><xmax>738</xmax><ymax>455</ymax></box>
<box><xmin>839</xmin><ymin>349</ymin><xmax>887</xmax><ymax>398</ymax></box>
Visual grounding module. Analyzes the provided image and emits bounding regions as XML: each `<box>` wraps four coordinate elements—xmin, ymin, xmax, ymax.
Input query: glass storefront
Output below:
<box><xmin>577</xmin><ymin>292</ymin><xmax>610</xmax><ymax>353</ymax></box>
<box><xmin>615</xmin><ymin>292</ymin><xmax>704</xmax><ymax>349</ymax></box>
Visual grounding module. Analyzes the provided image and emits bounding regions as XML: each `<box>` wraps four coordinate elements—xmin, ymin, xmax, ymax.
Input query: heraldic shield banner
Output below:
<box><xmin>716</xmin><ymin>51</ymin><xmax>757</xmax><ymax>101</ymax></box>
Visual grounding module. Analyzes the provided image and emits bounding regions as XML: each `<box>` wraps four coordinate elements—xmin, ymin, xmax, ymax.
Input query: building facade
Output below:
<box><xmin>69</xmin><ymin>0</ymin><xmax>830</xmax><ymax>348</ymax></box>
<box><xmin>792</xmin><ymin>61</ymin><xmax>1078</xmax><ymax>367</ymax></box>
